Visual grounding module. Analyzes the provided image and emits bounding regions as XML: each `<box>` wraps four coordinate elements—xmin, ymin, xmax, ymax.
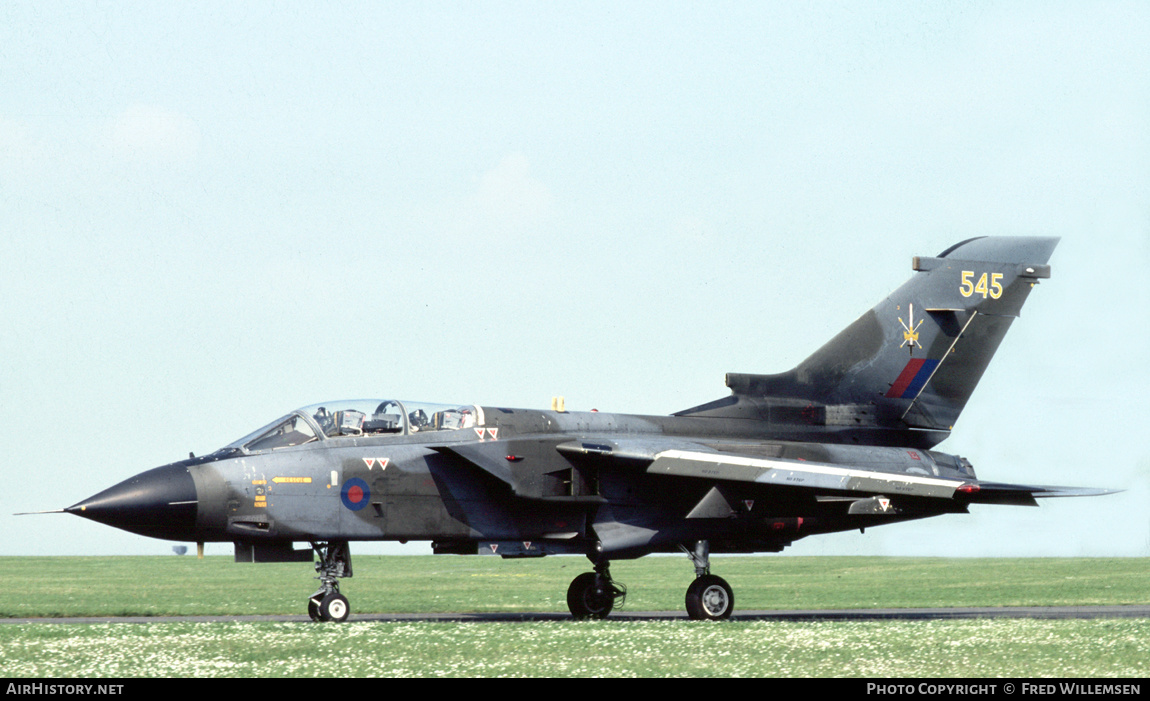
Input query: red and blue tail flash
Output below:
<box><xmin>885</xmin><ymin>358</ymin><xmax>941</xmax><ymax>399</ymax></box>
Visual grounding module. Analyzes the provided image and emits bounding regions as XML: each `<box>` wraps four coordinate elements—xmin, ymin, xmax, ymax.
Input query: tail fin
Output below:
<box><xmin>680</xmin><ymin>237</ymin><xmax>1059</xmax><ymax>446</ymax></box>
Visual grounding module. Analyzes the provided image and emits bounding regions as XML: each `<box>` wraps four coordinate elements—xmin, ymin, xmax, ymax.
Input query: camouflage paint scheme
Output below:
<box><xmin>61</xmin><ymin>237</ymin><xmax>1113</xmax><ymax>621</ymax></box>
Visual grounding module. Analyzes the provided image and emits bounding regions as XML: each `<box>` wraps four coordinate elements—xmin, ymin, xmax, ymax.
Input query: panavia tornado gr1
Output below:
<box><xmin>47</xmin><ymin>236</ymin><xmax>1113</xmax><ymax>621</ymax></box>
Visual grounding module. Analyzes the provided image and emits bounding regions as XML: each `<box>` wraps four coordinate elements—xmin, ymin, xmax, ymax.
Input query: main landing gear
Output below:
<box><xmin>566</xmin><ymin>560</ymin><xmax>627</xmax><ymax>619</ymax></box>
<box><xmin>308</xmin><ymin>541</ymin><xmax>352</xmax><ymax>622</ymax></box>
<box><xmin>565</xmin><ymin>540</ymin><xmax>735</xmax><ymax>621</ymax></box>
<box><xmin>681</xmin><ymin>540</ymin><xmax>734</xmax><ymax>621</ymax></box>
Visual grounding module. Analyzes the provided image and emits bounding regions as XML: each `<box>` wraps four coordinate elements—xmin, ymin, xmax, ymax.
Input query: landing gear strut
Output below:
<box><xmin>567</xmin><ymin>558</ymin><xmax>626</xmax><ymax>619</ymax></box>
<box><xmin>308</xmin><ymin>540</ymin><xmax>352</xmax><ymax>622</ymax></box>
<box><xmin>681</xmin><ymin>540</ymin><xmax>734</xmax><ymax>620</ymax></box>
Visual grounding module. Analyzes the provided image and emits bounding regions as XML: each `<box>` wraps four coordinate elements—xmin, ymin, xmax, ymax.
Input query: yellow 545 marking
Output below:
<box><xmin>959</xmin><ymin>271</ymin><xmax>1004</xmax><ymax>299</ymax></box>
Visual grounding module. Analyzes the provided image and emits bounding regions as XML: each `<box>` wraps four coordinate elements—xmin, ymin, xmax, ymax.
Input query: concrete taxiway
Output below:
<box><xmin>4</xmin><ymin>605</ymin><xmax>1150</xmax><ymax>625</ymax></box>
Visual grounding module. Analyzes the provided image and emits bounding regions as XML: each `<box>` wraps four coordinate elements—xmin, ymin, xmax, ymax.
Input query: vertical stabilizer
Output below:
<box><xmin>683</xmin><ymin>237</ymin><xmax>1059</xmax><ymax>445</ymax></box>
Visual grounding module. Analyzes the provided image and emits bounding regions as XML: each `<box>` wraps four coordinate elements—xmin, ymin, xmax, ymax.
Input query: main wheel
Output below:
<box><xmin>567</xmin><ymin>572</ymin><xmax>615</xmax><ymax>620</ymax></box>
<box><xmin>685</xmin><ymin>574</ymin><xmax>734</xmax><ymax>620</ymax></box>
<box><xmin>319</xmin><ymin>592</ymin><xmax>350</xmax><ymax>623</ymax></box>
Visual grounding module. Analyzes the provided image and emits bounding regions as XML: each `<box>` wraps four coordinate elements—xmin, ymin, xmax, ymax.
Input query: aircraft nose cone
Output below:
<box><xmin>67</xmin><ymin>463</ymin><xmax>198</xmax><ymax>541</ymax></box>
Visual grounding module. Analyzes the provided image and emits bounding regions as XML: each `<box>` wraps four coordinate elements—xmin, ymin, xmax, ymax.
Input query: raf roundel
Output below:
<box><xmin>340</xmin><ymin>477</ymin><xmax>371</xmax><ymax>511</ymax></box>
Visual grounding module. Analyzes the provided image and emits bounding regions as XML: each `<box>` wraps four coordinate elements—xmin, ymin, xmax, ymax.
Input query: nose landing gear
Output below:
<box><xmin>308</xmin><ymin>540</ymin><xmax>352</xmax><ymax>622</ymax></box>
<box><xmin>309</xmin><ymin>591</ymin><xmax>350</xmax><ymax>623</ymax></box>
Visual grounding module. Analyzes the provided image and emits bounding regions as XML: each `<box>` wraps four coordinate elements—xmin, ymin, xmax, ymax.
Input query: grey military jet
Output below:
<box><xmin>51</xmin><ymin>237</ymin><xmax>1113</xmax><ymax>621</ymax></box>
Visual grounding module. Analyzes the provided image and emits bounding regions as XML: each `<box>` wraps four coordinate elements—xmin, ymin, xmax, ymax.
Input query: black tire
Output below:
<box><xmin>685</xmin><ymin>575</ymin><xmax>734</xmax><ymax>621</ymax></box>
<box><xmin>319</xmin><ymin>592</ymin><xmax>350</xmax><ymax>623</ymax></box>
<box><xmin>307</xmin><ymin>596</ymin><xmax>323</xmax><ymax>622</ymax></box>
<box><xmin>567</xmin><ymin>572</ymin><xmax>615</xmax><ymax>620</ymax></box>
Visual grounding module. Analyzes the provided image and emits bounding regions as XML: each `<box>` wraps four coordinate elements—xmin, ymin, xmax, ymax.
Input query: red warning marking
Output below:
<box><xmin>487</xmin><ymin>428</ymin><xmax>499</xmax><ymax>440</ymax></box>
<box><xmin>907</xmin><ymin>451</ymin><xmax>921</xmax><ymax>460</ymax></box>
<box><xmin>363</xmin><ymin>458</ymin><xmax>376</xmax><ymax>469</ymax></box>
<box><xmin>489</xmin><ymin>544</ymin><xmax>499</xmax><ymax>553</ymax></box>
<box><xmin>378</xmin><ymin>458</ymin><xmax>389</xmax><ymax>470</ymax></box>
<box><xmin>475</xmin><ymin>428</ymin><xmax>486</xmax><ymax>440</ymax></box>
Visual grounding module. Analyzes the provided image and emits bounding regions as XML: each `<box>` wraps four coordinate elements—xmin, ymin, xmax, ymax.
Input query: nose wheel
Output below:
<box><xmin>308</xmin><ymin>541</ymin><xmax>352</xmax><ymax>622</ymax></box>
<box><xmin>308</xmin><ymin>591</ymin><xmax>350</xmax><ymax>623</ymax></box>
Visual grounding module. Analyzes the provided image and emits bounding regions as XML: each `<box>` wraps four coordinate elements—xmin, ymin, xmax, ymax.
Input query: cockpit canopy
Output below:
<box><xmin>225</xmin><ymin>400</ymin><xmax>481</xmax><ymax>454</ymax></box>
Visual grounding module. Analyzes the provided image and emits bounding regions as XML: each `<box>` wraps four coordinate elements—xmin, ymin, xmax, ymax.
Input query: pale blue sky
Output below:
<box><xmin>3</xmin><ymin>2</ymin><xmax>1147</xmax><ymax>557</ymax></box>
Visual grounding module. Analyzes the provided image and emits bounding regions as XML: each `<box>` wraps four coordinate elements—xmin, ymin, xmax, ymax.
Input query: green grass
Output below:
<box><xmin>1</xmin><ymin>555</ymin><xmax>1146</xmax><ymax>618</ymax></box>
<box><xmin>3</xmin><ymin>619</ymin><xmax>1149</xmax><ymax>677</ymax></box>
<box><xmin>3</xmin><ymin>556</ymin><xmax>1148</xmax><ymax>677</ymax></box>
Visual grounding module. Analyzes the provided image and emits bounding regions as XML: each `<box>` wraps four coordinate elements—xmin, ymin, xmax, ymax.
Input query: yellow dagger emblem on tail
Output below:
<box><xmin>898</xmin><ymin>303</ymin><xmax>923</xmax><ymax>353</ymax></box>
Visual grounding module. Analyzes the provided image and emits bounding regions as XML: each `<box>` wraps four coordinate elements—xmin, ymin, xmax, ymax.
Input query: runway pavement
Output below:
<box><xmin>4</xmin><ymin>605</ymin><xmax>1150</xmax><ymax>625</ymax></box>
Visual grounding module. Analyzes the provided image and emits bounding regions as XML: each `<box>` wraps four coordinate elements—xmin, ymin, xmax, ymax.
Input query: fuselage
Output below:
<box><xmin>68</xmin><ymin>398</ymin><xmax>975</xmax><ymax>558</ymax></box>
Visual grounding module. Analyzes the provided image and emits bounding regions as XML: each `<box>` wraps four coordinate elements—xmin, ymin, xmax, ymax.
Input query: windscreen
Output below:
<box><xmin>226</xmin><ymin>399</ymin><xmax>483</xmax><ymax>453</ymax></box>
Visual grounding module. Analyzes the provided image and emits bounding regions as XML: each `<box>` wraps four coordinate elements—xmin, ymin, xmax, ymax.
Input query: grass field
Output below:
<box><xmin>2</xmin><ymin>554</ymin><xmax>1146</xmax><ymax>617</ymax></box>
<box><xmin>2</xmin><ymin>555</ymin><xmax>1148</xmax><ymax>677</ymax></box>
<box><xmin>4</xmin><ymin>618</ymin><xmax>1150</xmax><ymax>677</ymax></box>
